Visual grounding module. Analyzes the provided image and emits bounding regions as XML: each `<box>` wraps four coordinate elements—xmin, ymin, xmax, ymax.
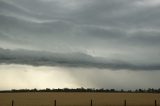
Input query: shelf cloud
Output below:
<box><xmin>0</xmin><ymin>48</ymin><xmax>160</xmax><ymax>71</ymax></box>
<box><xmin>1</xmin><ymin>0</ymin><xmax>160</xmax><ymax>70</ymax></box>
<box><xmin>1</xmin><ymin>0</ymin><xmax>160</xmax><ymax>89</ymax></box>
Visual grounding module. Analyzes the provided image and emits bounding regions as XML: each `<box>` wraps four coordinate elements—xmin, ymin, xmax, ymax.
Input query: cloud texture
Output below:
<box><xmin>1</xmin><ymin>0</ymin><xmax>160</xmax><ymax>89</ymax></box>
<box><xmin>0</xmin><ymin>0</ymin><xmax>160</xmax><ymax>71</ymax></box>
<box><xmin>0</xmin><ymin>48</ymin><xmax>160</xmax><ymax>70</ymax></box>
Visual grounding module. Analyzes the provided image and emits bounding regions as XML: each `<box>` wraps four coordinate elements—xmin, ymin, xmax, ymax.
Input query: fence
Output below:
<box><xmin>10</xmin><ymin>99</ymin><xmax>158</xmax><ymax>106</ymax></box>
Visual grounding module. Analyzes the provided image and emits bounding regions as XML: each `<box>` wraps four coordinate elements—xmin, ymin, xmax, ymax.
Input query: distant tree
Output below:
<box><xmin>1</xmin><ymin>88</ymin><xmax>160</xmax><ymax>93</ymax></box>
<box><xmin>31</xmin><ymin>88</ymin><xmax>37</xmax><ymax>92</ymax></box>
<box><xmin>121</xmin><ymin>89</ymin><xmax>124</xmax><ymax>92</ymax></box>
<box><xmin>110</xmin><ymin>89</ymin><xmax>115</xmax><ymax>92</ymax></box>
<box><xmin>99</xmin><ymin>88</ymin><xmax>104</xmax><ymax>92</ymax></box>
<box><xmin>46</xmin><ymin>88</ymin><xmax>51</xmax><ymax>92</ymax></box>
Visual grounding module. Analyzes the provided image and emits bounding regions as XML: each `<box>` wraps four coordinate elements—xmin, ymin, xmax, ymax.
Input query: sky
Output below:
<box><xmin>0</xmin><ymin>0</ymin><xmax>160</xmax><ymax>90</ymax></box>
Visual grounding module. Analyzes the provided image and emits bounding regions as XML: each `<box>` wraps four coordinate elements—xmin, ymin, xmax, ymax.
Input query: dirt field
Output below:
<box><xmin>0</xmin><ymin>92</ymin><xmax>160</xmax><ymax>106</ymax></box>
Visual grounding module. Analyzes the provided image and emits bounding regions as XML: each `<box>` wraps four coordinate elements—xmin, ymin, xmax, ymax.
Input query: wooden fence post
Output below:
<box><xmin>91</xmin><ymin>99</ymin><xmax>92</xmax><ymax>106</ymax></box>
<box><xmin>124</xmin><ymin>99</ymin><xmax>126</xmax><ymax>106</ymax></box>
<box><xmin>12</xmin><ymin>100</ymin><xmax>14</xmax><ymax>106</ymax></box>
<box><xmin>54</xmin><ymin>100</ymin><xmax>56</xmax><ymax>106</ymax></box>
<box><xmin>155</xmin><ymin>100</ymin><xmax>157</xmax><ymax>106</ymax></box>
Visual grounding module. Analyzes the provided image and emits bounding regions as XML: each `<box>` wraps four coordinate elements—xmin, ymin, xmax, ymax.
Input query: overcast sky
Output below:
<box><xmin>0</xmin><ymin>0</ymin><xmax>160</xmax><ymax>90</ymax></box>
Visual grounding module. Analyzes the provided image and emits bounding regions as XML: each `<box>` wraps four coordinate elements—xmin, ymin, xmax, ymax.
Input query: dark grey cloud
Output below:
<box><xmin>0</xmin><ymin>0</ymin><xmax>30</xmax><ymax>15</ymax></box>
<box><xmin>71</xmin><ymin>0</ymin><xmax>160</xmax><ymax>28</ymax></box>
<box><xmin>1</xmin><ymin>0</ymin><xmax>160</xmax><ymax>90</ymax></box>
<box><xmin>0</xmin><ymin>0</ymin><xmax>160</xmax><ymax>71</ymax></box>
<box><xmin>77</xmin><ymin>25</ymin><xmax>126</xmax><ymax>39</ymax></box>
<box><xmin>0</xmin><ymin>48</ymin><xmax>160</xmax><ymax>70</ymax></box>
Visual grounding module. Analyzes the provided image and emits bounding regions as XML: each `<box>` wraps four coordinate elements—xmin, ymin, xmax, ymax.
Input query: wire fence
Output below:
<box><xmin>6</xmin><ymin>99</ymin><xmax>158</xmax><ymax>106</ymax></box>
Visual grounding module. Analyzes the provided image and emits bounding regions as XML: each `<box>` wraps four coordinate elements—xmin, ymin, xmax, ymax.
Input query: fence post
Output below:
<box><xmin>124</xmin><ymin>99</ymin><xmax>126</xmax><ymax>106</ymax></box>
<box><xmin>12</xmin><ymin>100</ymin><xmax>14</xmax><ymax>106</ymax></box>
<box><xmin>91</xmin><ymin>99</ymin><xmax>92</xmax><ymax>106</ymax></box>
<box><xmin>155</xmin><ymin>100</ymin><xmax>157</xmax><ymax>106</ymax></box>
<box><xmin>54</xmin><ymin>100</ymin><xmax>56</xmax><ymax>106</ymax></box>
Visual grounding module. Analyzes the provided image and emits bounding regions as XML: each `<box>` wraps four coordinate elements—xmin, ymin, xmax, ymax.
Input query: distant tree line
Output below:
<box><xmin>0</xmin><ymin>88</ymin><xmax>160</xmax><ymax>93</ymax></box>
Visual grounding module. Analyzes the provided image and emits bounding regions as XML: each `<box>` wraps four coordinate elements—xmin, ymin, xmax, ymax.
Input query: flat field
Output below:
<box><xmin>0</xmin><ymin>92</ymin><xmax>160</xmax><ymax>106</ymax></box>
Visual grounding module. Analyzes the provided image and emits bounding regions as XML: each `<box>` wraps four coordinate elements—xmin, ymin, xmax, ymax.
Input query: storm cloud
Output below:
<box><xmin>1</xmin><ymin>0</ymin><xmax>160</xmax><ymax>89</ymax></box>
<box><xmin>0</xmin><ymin>48</ymin><xmax>160</xmax><ymax>70</ymax></box>
<box><xmin>1</xmin><ymin>0</ymin><xmax>160</xmax><ymax>70</ymax></box>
